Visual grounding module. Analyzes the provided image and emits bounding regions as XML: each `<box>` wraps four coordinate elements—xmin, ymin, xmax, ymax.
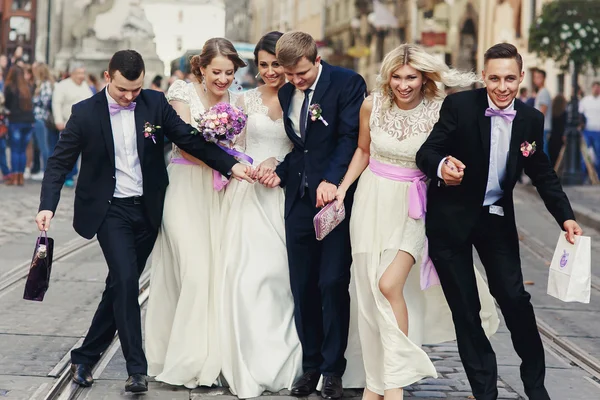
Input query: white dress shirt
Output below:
<box><xmin>288</xmin><ymin>63</ymin><xmax>323</xmax><ymax>138</ymax></box>
<box><xmin>106</xmin><ymin>88</ymin><xmax>144</xmax><ymax>198</ymax></box>
<box><xmin>437</xmin><ymin>96</ymin><xmax>513</xmax><ymax>206</ymax></box>
<box><xmin>483</xmin><ymin>96</ymin><xmax>513</xmax><ymax>206</ymax></box>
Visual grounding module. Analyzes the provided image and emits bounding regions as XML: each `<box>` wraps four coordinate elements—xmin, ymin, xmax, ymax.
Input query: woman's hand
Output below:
<box><xmin>252</xmin><ymin>157</ymin><xmax>278</xmax><ymax>180</ymax></box>
<box><xmin>334</xmin><ymin>187</ymin><xmax>347</xmax><ymax>211</ymax></box>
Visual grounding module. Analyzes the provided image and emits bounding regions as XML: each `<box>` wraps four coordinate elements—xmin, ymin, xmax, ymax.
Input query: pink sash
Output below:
<box><xmin>369</xmin><ymin>158</ymin><xmax>440</xmax><ymax>290</ymax></box>
<box><xmin>170</xmin><ymin>157</ymin><xmax>229</xmax><ymax>191</ymax></box>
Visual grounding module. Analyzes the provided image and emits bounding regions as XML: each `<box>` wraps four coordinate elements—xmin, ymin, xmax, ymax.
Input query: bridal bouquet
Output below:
<box><xmin>193</xmin><ymin>102</ymin><xmax>253</xmax><ymax>191</ymax></box>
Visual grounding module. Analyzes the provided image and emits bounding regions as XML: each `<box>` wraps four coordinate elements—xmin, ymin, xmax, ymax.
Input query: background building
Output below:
<box><xmin>225</xmin><ymin>0</ymin><xmax>251</xmax><ymax>42</ymax></box>
<box><xmin>2</xmin><ymin>0</ymin><xmax>38</xmax><ymax>63</ymax></box>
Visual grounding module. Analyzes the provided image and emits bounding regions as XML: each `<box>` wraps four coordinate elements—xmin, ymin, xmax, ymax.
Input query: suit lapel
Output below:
<box><xmin>134</xmin><ymin>94</ymin><xmax>146</xmax><ymax>166</ymax></box>
<box><xmin>97</xmin><ymin>89</ymin><xmax>116</xmax><ymax>168</ymax></box>
<box><xmin>280</xmin><ymin>83</ymin><xmax>304</xmax><ymax>148</ymax></box>
<box><xmin>505</xmin><ymin>101</ymin><xmax>526</xmax><ymax>185</ymax></box>
<box><xmin>307</xmin><ymin>62</ymin><xmax>332</xmax><ymax>134</ymax></box>
<box><xmin>477</xmin><ymin>89</ymin><xmax>492</xmax><ymax>171</ymax></box>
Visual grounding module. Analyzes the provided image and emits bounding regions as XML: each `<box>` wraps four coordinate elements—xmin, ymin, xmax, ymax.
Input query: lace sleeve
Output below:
<box><xmin>166</xmin><ymin>80</ymin><xmax>190</xmax><ymax>104</ymax></box>
<box><xmin>233</xmin><ymin>92</ymin><xmax>247</xmax><ymax>154</ymax></box>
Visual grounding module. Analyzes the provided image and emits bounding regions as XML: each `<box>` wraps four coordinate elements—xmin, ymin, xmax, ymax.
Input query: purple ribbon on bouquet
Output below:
<box><xmin>212</xmin><ymin>144</ymin><xmax>254</xmax><ymax>191</ymax></box>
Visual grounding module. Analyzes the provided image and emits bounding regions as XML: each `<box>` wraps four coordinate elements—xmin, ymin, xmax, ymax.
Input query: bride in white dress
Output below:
<box><xmin>144</xmin><ymin>38</ymin><xmax>246</xmax><ymax>388</ymax></box>
<box><xmin>218</xmin><ymin>32</ymin><xmax>303</xmax><ymax>399</ymax></box>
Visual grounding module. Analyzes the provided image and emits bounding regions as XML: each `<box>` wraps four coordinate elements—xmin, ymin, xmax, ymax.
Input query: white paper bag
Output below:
<box><xmin>547</xmin><ymin>233</ymin><xmax>591</xmax><ymax>303</ymax></box>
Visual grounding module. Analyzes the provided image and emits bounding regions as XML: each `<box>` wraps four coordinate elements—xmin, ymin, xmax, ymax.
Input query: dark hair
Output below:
<box><xmin>254</xmin><ymin>31</ymin><xmax>283</xmax><ymax>65</ymax></box>
<box><xmin>592</xmin><ymin>81</ymin><xmax>600</xmax><ymax>87</ymax></box>
<box><xmin>5</xmin><ymin>66</ymin><xmax>32</xmax><ymax>111</ymax></box>
<box><xmin>108</xmin><ymin>50</ymin><xmax>145</xmax><ymax>80</ymax></box>
<box><xmin>519</xmin><ymin>87</ymin><xmax>528</xmax><ymax>95</ymax></box>
<box><xmin>190</xmin><ymin>38</ymin><xmax>247</xmax><ymax>81</ymax></box>
<box><xmin>88</xmin><ymin>73</ymin><xmax>98</xmax><ymax>85</ymax></box>
<box><xmin>533</xmin><ymin>68</ymin><xmax>547</xmax><ymax>79</ymax></box>
<box><xmin>552</xmin><ymin>93</ymin><xmax>568</xmax><ymax>118</ymax></box>
<box><xmin>152</xmin><ymin>75</ymin><xmax>163</xmax><ymax>87</ymax></box>
<box><xmin>484</xmin><ymin>43</ymin><xmax>523</xmax><ymax>72</ymax></box>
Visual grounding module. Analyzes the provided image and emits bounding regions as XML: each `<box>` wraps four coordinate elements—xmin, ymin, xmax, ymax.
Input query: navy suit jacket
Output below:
<box><xmin>40</xmin><ymin>88</ymin><xmax>237</xmax><ymax>239</ymax></box>
<box><xmin>275</xmin><ymin>62</ymin><xmax>367</xmax><ymax>216</ymax></box>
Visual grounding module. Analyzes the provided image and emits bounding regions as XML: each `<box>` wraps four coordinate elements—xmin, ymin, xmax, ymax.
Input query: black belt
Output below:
<box><xmin>112</xmin><ymin>196</ymin><xmax>144</xmax><ymax>205</ymax></box>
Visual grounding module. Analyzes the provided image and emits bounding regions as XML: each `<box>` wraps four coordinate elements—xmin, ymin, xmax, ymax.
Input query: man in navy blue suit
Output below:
<box><xmin>35</xmin><ymin>50</ymin><xmax>252</xmax><ymax>393</ymax></box>
<box><xmin>262</xmin><ymin>31</ymin><xmax>366</xmax><ymax>399</ymax></box>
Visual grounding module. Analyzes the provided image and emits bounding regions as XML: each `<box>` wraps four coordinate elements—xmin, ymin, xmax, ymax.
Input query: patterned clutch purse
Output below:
<box><xmin>313</xmin><ymin>201</ymin><xmax>346</xmax><ymax>241</ymax></box>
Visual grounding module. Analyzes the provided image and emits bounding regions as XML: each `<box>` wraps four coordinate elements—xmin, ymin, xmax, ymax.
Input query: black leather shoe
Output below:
<box><xmin>125</xmin><ymin>374</ymin><xmax>148</xmax><ymax>393</ymax></box>
<box><xmin>71</xmin><ymin>364</ymin><xmax>93</xmax><ymax>387</ymax></box>
<box><xmin>291</xmin><ymin>370</ymin><xmax>320</xmax><ymax>396</ymax></box>
<box><xmin>321</xmin><ymin>375</ymin><xmax>343</xmax><ymax>399</ymax></box>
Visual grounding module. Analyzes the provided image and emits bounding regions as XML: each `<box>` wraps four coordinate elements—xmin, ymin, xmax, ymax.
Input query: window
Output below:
<box><xmin>11</xmin><ymin>0</ymin><xmax>32</xmax><ymax>11</ymax></box>
<box><xmin>178</xmin><ymin>10</ymin><xmax>184</xmax><ymax>23</ymax></box>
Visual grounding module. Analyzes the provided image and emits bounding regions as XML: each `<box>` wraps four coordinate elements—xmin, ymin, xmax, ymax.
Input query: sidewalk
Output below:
<box><xmin>521</xmin><ymin>183</ymin><xmax>600</xmax><ymax>231</ymax></box>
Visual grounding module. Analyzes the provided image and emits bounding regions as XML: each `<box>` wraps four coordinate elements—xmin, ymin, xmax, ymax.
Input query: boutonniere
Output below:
<box><xmin>520</xmin><ymin>141</ymin><xmax>536</xmax><ymax>157</ymax></box>
<box><xmin>309</xmin><ymin>104</ymin><xmax>329</xmax><ymax>126</ymax></box>
<box><xmin>143</xmin><ymin>122</ymin><xmax>160</xmax><ymax>144</ymax></box>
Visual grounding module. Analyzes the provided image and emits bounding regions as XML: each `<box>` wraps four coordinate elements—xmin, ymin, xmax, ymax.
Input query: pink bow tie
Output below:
<box><xmin>485</xmin><ymin>107</ymin><xmax>517</xmax><ymax>122</ymax></box>
<box><xmin>109</xmin><ymin>102</ymin><xmax>136</xmax><ymax>116</ymax></box>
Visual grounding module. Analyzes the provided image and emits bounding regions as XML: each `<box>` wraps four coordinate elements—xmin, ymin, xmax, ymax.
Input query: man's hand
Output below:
<box><xmin>441</xmin><ymin>156</ymin><xmax>465</xmax><ymax>186</ymax></box>
<box><xmin>563</xmin><ymin>219</ymin><xmax>583</xmax><ymax>244</ymax></box>
<box><xmin>231</xmin><ymin>163</ymin><xmax>255</xmax><ymax>184</ymax></box>
<box><xmin>260</xmin><ymin>172</ymin><xmax>281</xmax><ymax>188</ymax></box>
<box><xmin>316</xmin><ymin>181</ymin><xmax>337</xmax><ymax>208</ymax></box>
<box><xmin>55</xmin><ymin>122</ymin><xmax>66</xmax><ymax>131</ymax></box>
<box><xmin>35</xmin><ymin>211</ymin><xmax>54</xmax><ymax>231</ymax></box>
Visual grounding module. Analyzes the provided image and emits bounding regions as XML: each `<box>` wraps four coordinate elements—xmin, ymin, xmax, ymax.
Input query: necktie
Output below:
<box><xmin>109</xmin><ymin>102</ymin><xmax>137</xmax><ymax>116</ymax></box>
<box><xmin>299</xmin><ymin>89</ymin><xmax>312</xmax><ymax>140</ymax></box>
<box><xmin>485</xmin><ymin>107</ymin><xmax>517</xmax><ymax>123</ymax></box>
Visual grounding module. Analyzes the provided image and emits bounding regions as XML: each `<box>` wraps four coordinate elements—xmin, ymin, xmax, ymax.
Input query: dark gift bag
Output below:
<box><xmin>23</xmin><ymin>231</ymin><xmax>55</xmax><ymax>301</ymax></box>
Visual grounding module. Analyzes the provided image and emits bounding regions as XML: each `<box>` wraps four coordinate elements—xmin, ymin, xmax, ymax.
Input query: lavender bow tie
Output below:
<box><xmin>485</xmin><ymin>107</ymin><xmax>517</xmax><ymax>122</ymax></box>
<box><xmin>109</xmin><ymin>102</ymin><xmax>136</xmax><ymax>116</ymax></box>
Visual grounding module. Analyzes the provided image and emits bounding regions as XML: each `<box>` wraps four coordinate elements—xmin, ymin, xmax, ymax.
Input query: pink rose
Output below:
<box><xmin>522</xmin><ymin>150</ymin><xmax>530</xmax><ymax>157</ymax></box>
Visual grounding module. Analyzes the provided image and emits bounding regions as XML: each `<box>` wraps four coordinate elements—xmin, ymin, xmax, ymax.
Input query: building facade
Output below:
<box><xmin>250</xmin><ymin>0</ymin><xmax>324</xmax><ymax>44</ymax></box>
<box><xmin>224</xmin><ymin>0</ymin><xmax>251</xmax><ymax>43</ymax></box>
<box><xmin>2</xmin><ymin>0</ymin><xmax>38</xmax><ymax>62</ymax></box>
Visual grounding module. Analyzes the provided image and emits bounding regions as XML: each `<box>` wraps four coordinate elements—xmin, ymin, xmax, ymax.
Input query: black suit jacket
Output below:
<box><xmin>275</xmin><ymin>62</ymin><xmax>367</xmax><ymax>216</ymax></box>
<box><xmin>40</xmin><ymin>88</ymin><xmax>237</xmax><ymax>239</ymax></box>
<box><xmin>416</xmin><ymin>88</ymin><xmax>575</xmax><ymax>244</ymax></box>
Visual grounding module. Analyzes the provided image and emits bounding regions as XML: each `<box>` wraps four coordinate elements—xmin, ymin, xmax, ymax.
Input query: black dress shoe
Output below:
<box><xmin>125</xmin><ymin>374</ymin><xmax>148</xmax><ymax>393</ymax></box>
<box><xmin>321</xmin><ymin>376</ymin><xmax>343</xmax><ymax>400</ymax></box>
<box><xmin>71</xmin><ymin>364</ymin><xmax>94</xmax><ymax>387</ymax></box>
<box><xmin>291</xmin><ymin>370</ymin><xmax>320</xmax><ymax>396</ymax></box>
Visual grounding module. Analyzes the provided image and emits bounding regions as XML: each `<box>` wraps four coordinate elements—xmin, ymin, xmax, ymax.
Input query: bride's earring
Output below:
<box><xmin>255</xmin><ymin>72</ymin><xmax>261</xmax><ymax>80</ymax></box>
<box><xmin>388</xmin><ymin>87</ymin><xmax>394</xmax><ymax>105</ymax></box>
<box><xmin>201</xmin><ymin>76</ymin><xmax>207</xmax><ymax>93</ymax></box>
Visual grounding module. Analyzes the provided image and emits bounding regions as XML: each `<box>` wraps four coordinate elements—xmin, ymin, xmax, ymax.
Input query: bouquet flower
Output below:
<box><xmin>193</xmin><ymin>102</ymin><xmax>252</xmax><ymax>190</ymax></box>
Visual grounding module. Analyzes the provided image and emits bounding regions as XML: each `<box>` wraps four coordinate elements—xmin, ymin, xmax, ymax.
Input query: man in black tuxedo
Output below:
<box><xmin>416</xmin><ymin>43</ymin><xmax>582</xmax><ymax>400</ymax></box>
<box><xmin>262</xmin><ymin>32</ymin><xmax>366</xmax><ymax>399</ymax></box>
<box><xmin>35</xmin><ymin>50</ymin><xmax>252</xmax><ymax>393</ymax></box>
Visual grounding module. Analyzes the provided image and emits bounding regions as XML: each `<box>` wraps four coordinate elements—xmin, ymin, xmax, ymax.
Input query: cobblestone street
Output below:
<box><xmin>0</xmin><ymin>182</ymin><xmax>599</xmax><ymax>399</ymax></box>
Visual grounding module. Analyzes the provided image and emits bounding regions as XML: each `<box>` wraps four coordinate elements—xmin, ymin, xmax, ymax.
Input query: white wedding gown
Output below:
<box><xmin>218</xmin><ymin>89</ymin><xmax>303</xmax><ymax>398</ymax></box>
<box><xmin>145</xmin><ymin>80</ymin><xmax>239</xmax><ymax>388</ymax></box>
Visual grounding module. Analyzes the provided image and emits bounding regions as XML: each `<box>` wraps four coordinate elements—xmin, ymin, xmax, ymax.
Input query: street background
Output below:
<box><xmin>1</xmin><ymin>0</ymin><xmax>600</xmax><ymax>399</ymax></box>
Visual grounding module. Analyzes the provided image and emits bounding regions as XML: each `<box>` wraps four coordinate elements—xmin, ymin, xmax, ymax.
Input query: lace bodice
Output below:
<box><xmin>235</xmin><ymin>89</ymin><xmax>292</xmax><ymax>164</ymax></box>
<box><xmin>166</xmin><ymin>80</ymin><xmax>241</xmax><ymax>158</ymax></box>
<box><xmin>369</xmin><ymin>92</ymin><xmax>442</xmax><ymax>168</ymax></box>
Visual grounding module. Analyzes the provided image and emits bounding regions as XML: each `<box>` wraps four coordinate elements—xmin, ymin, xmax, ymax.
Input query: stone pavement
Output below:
<box><xmin>2</xmin><ymin>181</ymin><xmax>600</xmax><ymax>399</ymax></box>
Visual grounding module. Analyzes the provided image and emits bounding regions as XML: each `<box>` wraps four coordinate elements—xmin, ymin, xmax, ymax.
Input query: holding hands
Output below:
<box><xmin>251</xmin><ymin>157</ymin><xmax>279</xmax><ymax>181</ymax></box>
<box><xmin>316</xmin><ymin>181</ymin><xmax>337</xmax><ymax>208</ymax></box>
<box><xmin>231</xmin><ymin>163</ymin><xmax>255</xmax><ymax>183</ymax></box>
<box><xmin>441</xmin><ymin>156</ymin><xmax>466</xmax><ymax>186</ymax></box>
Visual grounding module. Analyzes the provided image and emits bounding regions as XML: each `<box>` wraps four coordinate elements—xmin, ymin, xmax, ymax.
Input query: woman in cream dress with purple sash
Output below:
<box><xmin>144</xmin><ymin>38</ymin><xmax>246</xmax><ymax>388</ymax></box>
<box><xmin>335</xmin><ymin>44</ymin><xmax>499</xmax><ymax>400</ymax></box>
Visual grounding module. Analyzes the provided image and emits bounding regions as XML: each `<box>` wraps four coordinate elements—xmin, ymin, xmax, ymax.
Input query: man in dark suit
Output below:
<box><xmin>261</xmin><ymin>32</ymin><xmax>366</xmax><ymax>399</ymax></box>
<box><xmin>416</xmin><ymin>43</ymin><xmax>582</xmax><ymax>400</ymax></box>
<box><xmin>35</xmin><ymin>50</ymin><xmax>252</xmax><ymax>393</ymax></box>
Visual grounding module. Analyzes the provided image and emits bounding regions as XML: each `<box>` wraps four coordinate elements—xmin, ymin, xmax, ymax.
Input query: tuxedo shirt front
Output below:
<box><xmin>288</xmin><ymin>63</ymin><xmax>323</xmax><ymax>138</ymax></box>
<box><xmin>106</xmin><ymin>88</ymin><xmax>144</xmax><ymax>198</ymax></box>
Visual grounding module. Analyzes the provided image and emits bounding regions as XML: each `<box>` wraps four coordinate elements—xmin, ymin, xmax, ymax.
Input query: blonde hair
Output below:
<box><xmin>276</xmin><ymin>31</ymin><xmax>318</xmax><ymax>67</ymax></box>
<box><xmin>33</xmin><ymin>63</ymin><xmax>54</xmax><ymax>96</ymax></box>
<box><xmin>376</xmin><ymin>44</ymin><xmax>480</xmax><ymax>108</ymax></box>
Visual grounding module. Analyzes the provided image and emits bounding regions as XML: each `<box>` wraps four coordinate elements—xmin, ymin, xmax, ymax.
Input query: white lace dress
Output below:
<box><xmin>218</xmin><ymin>89</ymin><xmax>303</xmax><ymax>398</ymax></box>
<box><xmin>350</xmin><ymin>93</ymin><xmax>500</xmax><ymax>394</ymax></box>
<box><xmin>145</xmin><ymin>80</ymin><xmax>238</xmax><ymax>388</ymax></box>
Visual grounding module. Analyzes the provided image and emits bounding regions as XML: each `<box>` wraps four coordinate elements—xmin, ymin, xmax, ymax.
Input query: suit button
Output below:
<box><xmin>298</xmin><ymin>173</ymin><xmax>301</xmax><ymax>176</ymax></box>
<box><xmin>304</xmin><ymin>150</ymin><xmax>308</xmax><ymax>153</ymax></box>
<box><xmin>112</xmin><ymin>176</ymin><xmax>116</xmax><ymax>179</ymax></box>
<box><xmin>108</xmin><ymin>200</ymin><xmax>111</xmax><ymax>204</ymax></box>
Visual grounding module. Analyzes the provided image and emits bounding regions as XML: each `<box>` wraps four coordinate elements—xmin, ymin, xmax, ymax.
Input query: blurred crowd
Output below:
<box><xmin>0</xmin><ymin>46</ymin><xmax>169</xmax><ymax>188</ymax></box>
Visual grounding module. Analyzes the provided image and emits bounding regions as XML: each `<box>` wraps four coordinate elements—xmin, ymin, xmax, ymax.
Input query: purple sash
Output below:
<box><xmin>171</xmin><ymin>145</ymin><xmax>253</xmax><ymax>192</ymax></box>
<box><xmin>369</xmin><ymin>157</ymin><xmax>440</xmax><ymax>290</ymax></box>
